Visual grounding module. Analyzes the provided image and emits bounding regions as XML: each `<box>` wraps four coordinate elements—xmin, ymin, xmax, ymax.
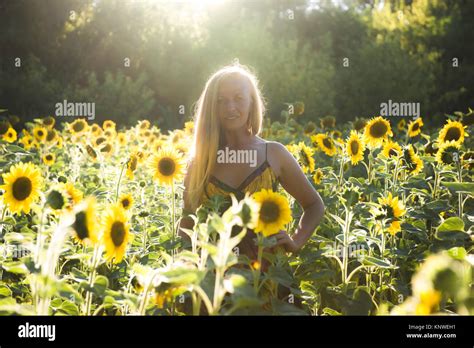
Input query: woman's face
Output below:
<box><xmin>216</xmin><ymin>74</ymin><xmax>253</xmax><ymax>131</ymax></box>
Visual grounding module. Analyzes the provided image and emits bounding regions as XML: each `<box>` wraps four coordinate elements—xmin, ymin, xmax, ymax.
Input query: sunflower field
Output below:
<box><xmin>0</xmin><ymin>109</ymin><xmax>473</xmax><ymax>316</ymax></box>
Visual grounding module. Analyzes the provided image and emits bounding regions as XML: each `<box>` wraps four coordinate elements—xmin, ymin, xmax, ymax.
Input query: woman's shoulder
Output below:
<box><xmin>264</xmin><ymin>140</ymin><xmax>290</xmax><ymax>157</ymax></box>
<box><xmin>262</xmin><ymin>140</ymin><xmax>292</xmax><ymax>178</ymax></box>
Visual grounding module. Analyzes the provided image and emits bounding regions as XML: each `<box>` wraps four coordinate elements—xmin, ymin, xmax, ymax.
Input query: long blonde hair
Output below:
<box><xmin>186</xmin><ymin>63</ymin><xmax>266</xmax><ymax>211</ymax></box>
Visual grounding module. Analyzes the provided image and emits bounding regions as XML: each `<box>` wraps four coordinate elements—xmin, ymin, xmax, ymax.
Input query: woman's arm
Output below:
<box><xmin>269</xmin><ymin>142</ymin><xmax>325</xmax><ymax>253</ymax></box>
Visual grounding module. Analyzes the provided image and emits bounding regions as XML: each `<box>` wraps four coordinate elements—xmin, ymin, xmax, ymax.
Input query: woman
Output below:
<box><xmin>179</xmin><ymin>62</ymin><xmax>325</xmax><ymax>264</ymax></box>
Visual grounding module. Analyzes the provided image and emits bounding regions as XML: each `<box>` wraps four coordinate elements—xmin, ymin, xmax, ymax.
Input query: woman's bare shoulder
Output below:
<box><xmin>264</xmin><ymin>140</ymin><xmax>292</xmax><ymax>177</ymax></box>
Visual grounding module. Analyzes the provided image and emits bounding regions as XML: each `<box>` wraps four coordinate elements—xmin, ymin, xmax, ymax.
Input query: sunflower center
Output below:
<box><xmin>445</xmin><ymin>127</ymin><xmax>461</xmax><ymax>141</ymax></box>
<box><xmin>122</xmin><ymin>199</ymin><xmax>130</xmax><ymax>208</ymax></box>
<box><xmin>46</xmin><ymin>155</ymin><xmax>53</xmax><ymax>161</ymax></box>
<box><xmin>111</xmin><ymin>221</ymin><xmax>126</xmax><ymax>247</ymax></box>
<box><xmin>73</xmin><ymin>122</ymin><xmax>85</xmax><ymax>132</ymax></box>
<box><xmin>101</xmin><ymin>144</ymin><xmax>112</xmax><ymax>153</ymax></box>
<box><xmin>369</xmin><ymin>121</ymin><xmax>388</xmax><ymax>138</ymax></box>
<box><xmin>412</xmin><ymin>123</ymin><xmax>420</xmax><ymax>132</ymax></box>
<box><xmin>389</xmin><ymin>148</ymin><xmax>398</xmax><ymax>157</ymax></box>
<box><xmin>47</xmin><ymin>190</ymin><xmax>65</xmax><ymax>210</ymax></box>
<box><xmin>299</xmin><ymin>150</ymin><xmax>309</xmax><ymax>166</ymax></box>
<box><xmin>384</xmin><ymin>205</ymin><xmax>395</xmax><ymax>219</ymax></box>
<box><xmin>128</xmin><ymin>156</ymin><xmax>137</xmax><ymax>171</ymax></box>
<box><xmin>350</xmin><ymin>140</ymin><xmax>359</xmax><ymax>155</ymax></box>
<box><xmin>12</xmin><ymin>177</ymin><xmax>32</xmax><ymax>201</ymax></box>
<box><xmin>46</xmin><ymin>130</ymin><xmax>56</xmax><ymax>141</ymax></box>
<box><xmin>158</xmin><ymin>158</ymin><xmax>176</xmax><ymax>176</ymax></box>
<box><xmin>260</xmin><ymin>201</ymin><xmax>280</xmax><ymax>223</ymax></box>
<box><xmin>37</xmin><ymin>130</ymin><xmax>44</xmax><ymax>137</ymax></box>
<box><xmin>322</xmin><ymin>138</ymin><xmax>333</xmax><ymax>149</ymax></box>
<box><xmin>73</xmin><ymin>211</ymin><xmax>89</xmax><ymax>240</ymax></box>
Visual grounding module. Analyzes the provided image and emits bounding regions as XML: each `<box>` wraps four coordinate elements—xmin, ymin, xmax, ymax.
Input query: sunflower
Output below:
<box><xmin>435</xmin><ymin>141</ymin><xmax>461</xmax><ymax>166</ymax></box>
<box><xmin>149</xmin><ymin>147</ymin><xmax>185</xmax><ymax>186</ymax></box>
<box><xmin>100</xmin><ymin>142</ymin><xmax>113</xmax><ymax>156</ymax></box>
<box><xmin>119</xmin><ymin>193</ymin><xmax>134</xmax><ymax>211</ymax></box>
<box><xmin>363</xmin><ymin>116</ymin><xmax>393</xmax><ymax>149</ymax></box>
<box><xmin>117</xmin><ymin>132</ymin><xmax>127</xmax><ymax>146</ymax></box>
<box><xmin>353</xmin><ymin>118</ymin><xmax>367</xmax><ymax>132</ymax></box>
<box><xmin>0</xmin><ymin>162</ymin><xmax>42</xmax><ymax>214</ymax></box>
<box><xmin>345</xmin><ymin>131</ymin><xmax>365</xmax><ymax>165</ymax></box>
<box><xmin>184</xmin><ymin>121</ymin><xmax>194</xmax><ymax>134</ymax></box>
<box><xmin>397</xmin><ymin>119</ymin><xmax>406</xmax><ymax>131</ymax></box>
<box><xmin>311</xmin><ymin>133</ymin><xmax>337</xmax><ymax>156</ymax></box>
<box><xmin>2</xmin><ymin>127</ymin><xmax>17</xmax><ymax>143</ymax></box>
<box><xmin>376</xmin><ymin>192</ymin><xmax>406</xmax><ymax>235</ymax></box>
<box><xmin>90</xmin><ymin>124</ymin><xmax>102</xmax><ymax>136</ymax></box>
<box><xmin>45</xmin><ymin>185</ymin><xmax>69</xmax><ymax>211</ymax></box>
<box><xmin>402</xmin><ymin>145</ymin><xmax>423</xmax><ymax>175</ymax></box>
<box><xmin>381</xmin><ymin>140</ymin><xmax>402</xmax><ymax>159</ymax></box>
<box><xmin>71</xmin><ymin>197</ymin><xmax>98</xmax><ymax>245</ymax></box>
<box><xmin>126</xmin><ymin>154</ymin><xmax>138</xmax><ymax>179</ymax></box>
<box><xmin>407</xmin><ymin>118</ymin><xmax>423</xmax><ymax>137</ymax></box>
<box><xmin>94</xmin><ymin>136</ymin><xmax>107</xmax><ymax>147</ymax></box>
<box><xmin>19</xmin><ymin>134</ymin><xmax>35</xmax><ymax>150</ymax></box>
<box><xmin>320</xmin><ymin>116</ymin><xmax>336</xmax><ymax>129</ymax></box>
<box><xmin>437</xmin><ymin>120</ymin><xmax>468</xmax><ymax>146</ymax></box>
<box><xmin>252</xmin><ymin>189</ymin><xmax>292</xmax><ymax>237</ymax></box>
<box><xmin>45</xmin><ymin>129</ymin><xmax>58</xmax><ymax>143</ymax></box>
<box><xmin>42</xmin><ymin>153</ymin><xmax>55</xmax><ymax>166</ymax></box>
<box><xmin>313</xmin><ymin>168</ymin><xmax>323</xmax><ymax>185</ymax></box>
<box><xmin>303</xmin><ymin>121</ymin><xmax>316</xmax><ymax>135</ymax></box>
<box><xmin>138</xmin><ymin>120</ymin><xmax>151</xmax><ymax>130</ymax></box>
<box><xmin>103</xmin><ymin>120</ymin><xmax>116</xmax><ymax>130</ymax></box>
<box><xmin>69</xmin><ymin>119</ymin><xmax>88</xmax><ymax>135</ymax></box>
<box><xmin>85</xmin><ymin>144</ymin><xmax>97</xmax><ymax>161</ymax></box>
<box><xmin>42</xmin><ymin>116</ymin><xmax>55</xmax><ymax>129</ymax></box>
<box><xmin>56</xmin><ymin>136</ymin><xmax>63</xmax><ymax>149</ymax></box>
<box><xmin>32</xmin><ymin>125</ymin><xmax>47</xmax><ymax>142</ymax></box>
<box><xmin>297</xmin><ymin>142</ymin><xmax>315</xmax><ymax>173</ymax></box>
<box><xmin>104</xmin><ymin>129</ymin><xmax>116</xmax><ymax>139</ymax></box>
<box><xmin>63</xmin><ymin>182</ymin><xmax>83</xmax><ymax>206</ymax></box>
<box><xmin>294</xmin><ymin>101</ymin><xmax>305</xmax><ymax>116</ymax></box>
<box><xmin>102</xmin><ymin>204</ymin><xmax>131</xmax><ymax>263</ymax></box>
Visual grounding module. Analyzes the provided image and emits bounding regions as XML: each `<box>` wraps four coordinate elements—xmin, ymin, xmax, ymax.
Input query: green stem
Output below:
<box><xmin>85</xmin><ymin>244</ymin><xmax>100</xmax><ymax>316</ymax></box>
<box><xmin>253</xmin><ymin>234</ymin><xmax>264</xmax><ymax>293</ymax></box>
<box><xmin>171</xmin><ymin>182</ymin><xmax>176</xmax><ymax>259</ymax></box>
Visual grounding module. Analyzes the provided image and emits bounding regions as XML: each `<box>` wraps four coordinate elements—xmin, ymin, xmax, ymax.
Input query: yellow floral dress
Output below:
<box><xmin>200</xmin><ymin>142</ymin><xmax>280</xmax><ymax>262</ymax></box>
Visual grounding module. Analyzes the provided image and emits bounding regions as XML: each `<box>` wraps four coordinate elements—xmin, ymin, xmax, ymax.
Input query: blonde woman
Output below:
<box><xmin>179</xmin><ymin>63</ymin><xmax>325</xmax><ymax>266</ymax></box>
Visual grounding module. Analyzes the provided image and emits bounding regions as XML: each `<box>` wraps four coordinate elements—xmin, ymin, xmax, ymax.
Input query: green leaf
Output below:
<box><xmin>447</xmin><ymin>247</ymin><xmax>467</xmax><ymax>260</ymax></box>
<box><xmin>161</xmin><ymin>268</ymin><xmax>202</xmax><ymax>285</ymax></box>
<box><xmin>92</xmin><ymin>275</ymin><xmax>109</xmax><ymax>296</ymax></box>
<box><xmin>322</xmin><ymin>307</ymin><xmax>342</xmax><ymax>316</ymax></box>
<box><xmin>58</xmin><ymin>300</ymin><xmax>79</xmax><ymax>315</ymax></box>
<box><xmin>361</xmin><ymin>256</ymin><xmax>395</xmax><ymax>269</ymax></box>
<box><xmin>436</xmin><ymin>217</ymin><xmax>468</xmax><ymax>241</ymax></box>
<box><xmin>0</xmin><ymin>285</ymin><xmax>12</xmax><ymax>298</ymax></box>
<box><xmin>441</xmin><ymin>182</ymin><xmax>474</xmax><ymax>195</ymax></box>
<box><xmin>2</xmin><ymin>261</ymin><xmax>29</xmax><ymax>275</ymax></box>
